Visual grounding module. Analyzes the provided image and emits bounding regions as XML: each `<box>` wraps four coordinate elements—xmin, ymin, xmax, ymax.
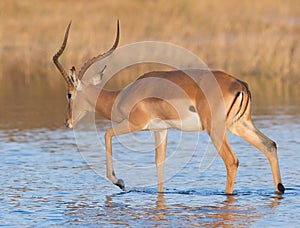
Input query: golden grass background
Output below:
<box><xmin>1</xmin><ymin>0</ymin><xmax>299</xmax><ymax>77</ymax></box>
<box><xmin>0</xmin><ymin>0</ymin><xmax>299</xmax><ymax>126</ymax></box>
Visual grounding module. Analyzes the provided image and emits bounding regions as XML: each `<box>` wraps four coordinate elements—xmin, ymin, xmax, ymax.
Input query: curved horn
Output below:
<box><xmin>78</xmin><ymin>20</ymin><xmax>120</xmax><ymax>79</ymax></box>
<box><xmin>53</xmin><ymin>21</ymin><xmax>72</xmax><ymax>87</ymax></box>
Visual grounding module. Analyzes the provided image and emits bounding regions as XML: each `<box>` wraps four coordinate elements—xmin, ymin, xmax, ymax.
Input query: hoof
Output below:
<box><xmin>115</xmin><ymin>179</ymin><xmax>125</xmax><ymax>191</ymax></box>
<box><xmin>277</xmin><ymin>183</ymin><xmax>285</xmax><ymax>194</ymax></box>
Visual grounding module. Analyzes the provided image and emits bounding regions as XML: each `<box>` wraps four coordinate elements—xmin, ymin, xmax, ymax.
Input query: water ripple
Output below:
<box><xmin>1</xmin><ymin>114</ymin><xmax>300</xmax><ymax>226</ymax></box>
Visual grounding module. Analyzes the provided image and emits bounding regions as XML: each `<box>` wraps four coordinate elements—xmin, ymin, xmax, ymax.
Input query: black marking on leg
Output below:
<box><xmin>115</xmin><ymin>179</ymin><xmax>125</xmax><ymax>191</ymax></box>
<box><xmin>277</xmin><ymin>183</ymin><xmax>285</xmax><ymax>194</ymax></box>
<box><xmin>262</xmin><ymin>139</ymin><xmax>277</xmax><ymax>153</ymax></box>
<box><xmin>189</xmin><ymin>106</ymin><xmax>196</xmax><ymax>112</ymax></box>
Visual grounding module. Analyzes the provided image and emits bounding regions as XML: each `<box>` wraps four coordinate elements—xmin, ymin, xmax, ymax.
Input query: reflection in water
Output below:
<box><xmin>50</xmin><ymin>186</ymin><xmax>287</xmax><ymax>227</ymax></box>
<box><xmin>98</xmin><ymin>190</ymin><xmax>282</xmax><ymax>227</ymax></box>
<box><xmin>1</xmin><ymin>111</ymin><xmax>299</xmax><ymax>226</ymax></box>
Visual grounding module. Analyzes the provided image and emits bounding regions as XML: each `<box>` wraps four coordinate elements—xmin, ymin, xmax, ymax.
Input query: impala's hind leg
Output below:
<box><xmin>210</xmin><ymin>132</ymin><xmax>239</xmax><ymax>194</ymax></box>
<box><xmin>197</xmin><ymin>95</ymin><xmax>238</xmax><ymax>194</ymax></box>
<box><xmin>154</xmin><ymin>129</ymin><xmax>168</xmax><ymax>193</ymax></box>
<box><xmin>230</xmin><ymin>119</ymin><xmax>285</xmax><ymax>194</ymax></box>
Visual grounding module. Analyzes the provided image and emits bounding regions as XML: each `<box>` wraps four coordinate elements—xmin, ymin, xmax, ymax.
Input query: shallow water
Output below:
<box><xmin>1</xmin><ymin>107</ymin><xmax>300</xmax><ymax>227</ymax></box>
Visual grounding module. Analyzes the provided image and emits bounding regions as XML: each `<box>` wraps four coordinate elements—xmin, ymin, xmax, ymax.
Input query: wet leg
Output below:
<box><xmin>154</xmin><ymin>130</ymin><xmax>168</xmax><ymax>193</ymax></box>
<box><xmin>105</xmin><ymin>120</ymin><xmax>141</xmax><ymax>190</ymax></box>
<box><xmin>230</xmin><ymin>119</ymin><xmax>285</xmax><ymax>194</ymax></box>
<box><xmin>210</xmin><ymin>132</ymin><xmax>239</xmax><ymax>194</ymax></box>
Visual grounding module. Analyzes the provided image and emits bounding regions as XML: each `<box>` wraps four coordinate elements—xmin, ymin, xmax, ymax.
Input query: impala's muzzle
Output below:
<box><xmin>65</xmin><ymin>110</ymin><xmax>87</xmax><ymax>129</ymax></box>
<box><xmin>65</xmin><ymin>119</ymin><xmax>73</xmax><ymax>129</ymax></box>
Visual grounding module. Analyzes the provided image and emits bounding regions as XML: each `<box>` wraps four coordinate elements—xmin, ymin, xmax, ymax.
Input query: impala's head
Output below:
<box><xmin>64</xmin><ymin>66</ymin><xmax>83</xmax><ymax>128</ymax></box>
<box><xmin>53</xmin><ymin>20</ymin><xmax>120</xmax><ymax>128</ymax></box>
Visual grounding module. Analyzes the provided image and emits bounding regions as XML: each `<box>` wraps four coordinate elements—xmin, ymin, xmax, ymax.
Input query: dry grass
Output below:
<box><xmin>0</xmin><ymin>0</ymin><xmax>299</xmax><ymax>105</ymax></box>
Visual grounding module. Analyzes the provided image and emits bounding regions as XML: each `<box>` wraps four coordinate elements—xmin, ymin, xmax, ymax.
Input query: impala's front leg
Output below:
<box><xmin>154</xmin><ymin>129</ymin><xmax>168</xmax><ymax>193</ymax></box>
<box><xmin>104</xmin><ymin>120</ymin><xmax>143</xmax><ymax>190</ymax></box>
<box><xmin>105</xmin><ymin>127</ymin><xmax>125</xmax><ymax>190</ymax></box>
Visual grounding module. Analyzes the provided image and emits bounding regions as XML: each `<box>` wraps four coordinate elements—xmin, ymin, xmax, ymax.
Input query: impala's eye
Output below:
<box><xmin>67</xmin><ymin>92</ymin><xmax>72</xmax><ymax>99</ymax></box>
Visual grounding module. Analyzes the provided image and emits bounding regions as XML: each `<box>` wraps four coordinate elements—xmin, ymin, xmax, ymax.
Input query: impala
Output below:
<box><xmin>53</xmin><ymin>21</ymin><xmax>285</xmax><ymax>194</ymax></box>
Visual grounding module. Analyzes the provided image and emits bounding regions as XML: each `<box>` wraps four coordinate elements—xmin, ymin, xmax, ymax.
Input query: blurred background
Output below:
<box><xmin>0</xmin><ymin>0</ymin><xmax>299</xmax><ymax>129</ymax></box>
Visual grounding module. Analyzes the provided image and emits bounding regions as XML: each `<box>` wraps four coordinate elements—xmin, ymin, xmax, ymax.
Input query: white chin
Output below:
<box><xmin>66</xmin><ymin>123</ymin><xmax>73</xmax><ymax>129</ymax></box>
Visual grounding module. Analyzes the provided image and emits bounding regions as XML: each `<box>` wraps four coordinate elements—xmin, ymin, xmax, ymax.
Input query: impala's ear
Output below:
<box><xmin>69</xmin><ymin>66</ymin><xmax>82</xmax><ymax>90</ymax></box>
<box><xmin>90</xmin><ymin>65</ymin><xmax>107</xmax><ymax>85</ymax></box>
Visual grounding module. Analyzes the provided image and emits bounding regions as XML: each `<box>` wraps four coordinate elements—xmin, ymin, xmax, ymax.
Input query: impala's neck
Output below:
<box><xmin>85</xmin><ymin>84</ymin><xmax>120</xmax><ymax>120</ymax></box>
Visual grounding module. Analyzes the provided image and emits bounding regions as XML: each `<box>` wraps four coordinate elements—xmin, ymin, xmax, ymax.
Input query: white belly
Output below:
<box><xmin>147</xmin><ymin>111</ymin><xmax>203</xmax><ymax>132</ymax></box>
